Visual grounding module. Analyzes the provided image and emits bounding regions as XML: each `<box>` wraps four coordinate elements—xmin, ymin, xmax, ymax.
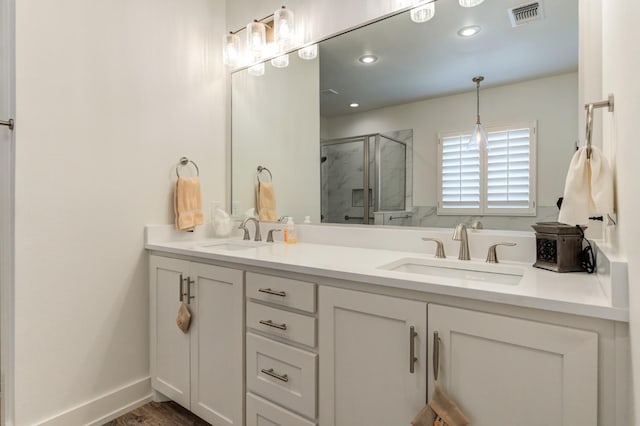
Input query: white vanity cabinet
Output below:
<box><xmin>149</xmin><ymin>255</ymin><xmax>243</xmax><ymax>426</ymax></box>
<box><xmin>318</xmin><ymin>286</ymin><xmax>428</xmax><ymax>426</ymax></box>
<box><xmin>245</xmin><ymin>272</ymin><xmax>319</xmax><ymax>426</ymax></box>
<box><xmin>427</xmin><ymin>304</ymin><xmax>598</xmax><ymax>426</ymax></box>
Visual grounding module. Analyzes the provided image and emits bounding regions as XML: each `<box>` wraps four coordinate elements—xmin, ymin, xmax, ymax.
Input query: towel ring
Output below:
<box><xmin>176</xmin><ymin>157</ymin><xmax>200</xmax><ymax>177</ymax></box>
<box><xmin>257</xmin><ymin>165</ymin><xmax>272</xmax><ymax>183</ymax></box>
<box><xmin>584</xmin><ymin>94</ymin><xmax>614</xmax><ymax>159</ymax></box>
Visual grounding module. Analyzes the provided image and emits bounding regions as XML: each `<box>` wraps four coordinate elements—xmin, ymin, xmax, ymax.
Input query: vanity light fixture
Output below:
<box><xmin>271</xmin><ymin>53</ymin><xmax>290</xmax><ymax>68</ymax></box>
<box><xmin>359</xmin><ymin>54</ymin><xmax>378</xmax><ymax>64</ymax></box>
<box><xmin>298</xmin><ymin>44</ymin><xmax>318</xmax><ymax>60</ymax></box>
<box><xmin>410</xmin><ymin>1</ymin><xmax>436</xmax><ymax>23</ymax></box>
<box><xmin>467</xmin><ymin>76</ymin><xmax>488</xmax><ymax>150</ymax></box>
<box><xmin>222</xmin><ymin>33</ymin><xmax>242</xmax><ymax>67</ymax></box>
<box><xmin>222</xmin><ymin>5</ymin><xmax>302</xmax><ymax>68</ymax></box>
<box><xmin>349</xmin><ymin>103</ymin><xmax>360</xmax><ymax>108</ymax></box>
<box><xmin>458</xmin><ymin>25</ymin><xmax>481</xmax><ymax>37</ymax></box>
<box><xmin>247</xmin><ymin>20</ymin><xmax>267</xmax><ymax>61</ymax></box>
<box><xmin>274</xmin><ymin>6</ymin><xmax>295</xmax><ymax>51</ymax></box>
<box><xmin>459</xmin><ymin>0</ymin><xmax>485</xmax><ymax>7</ymax></box>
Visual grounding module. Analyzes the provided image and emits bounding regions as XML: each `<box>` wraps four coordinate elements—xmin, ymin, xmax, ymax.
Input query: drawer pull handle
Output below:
<box><xmin>259</xmin><ymin>319</ymin><xmax>288</xmax><ymax>330</ymax></box>
<box><xmin>258</xmin><ymin>288</ymin><xmax>287</xmax><ymax>297</ymax></box>
<box><xmin>409</xmin><ymin>326</ymin><xmax>418</xmax><ymax>374</ymax></box>
<box><xmin>261</xmin><ymin>368</ymin><xmax>289</xmax><ymax>383</ymax></box>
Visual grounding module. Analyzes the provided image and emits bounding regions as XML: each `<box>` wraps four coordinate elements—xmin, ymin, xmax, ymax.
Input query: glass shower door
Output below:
<box><xmin>321</xmin><ymin>137</ymin><xmax>371</xmax><ymax>224</ymax></box>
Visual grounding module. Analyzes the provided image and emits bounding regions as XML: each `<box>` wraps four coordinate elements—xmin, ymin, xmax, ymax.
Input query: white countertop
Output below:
<box><xmin>145</xmin><ymin>230</ymin><xmax>629</xmax><ymax>322</ymax></box>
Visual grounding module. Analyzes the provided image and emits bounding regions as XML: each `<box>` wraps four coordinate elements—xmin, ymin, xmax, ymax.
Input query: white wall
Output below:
<box><xmin>325</xmin><ymin>72</ymin><xmax>578</xmax><ymax>208</ymax></box>
<box><xmin>601</xmin><ymin>0</ymin><xmax>640</xmax><ymax>422</ymax></box>
<box><xmin>232</xmin><ymin>54</ymin><xmax>320</xmax><ymax>222</ymax></box>
<box><xmin>13</xmin><ymin>0</ymin><xmax>226</xmax><ymax>424</ymax></box>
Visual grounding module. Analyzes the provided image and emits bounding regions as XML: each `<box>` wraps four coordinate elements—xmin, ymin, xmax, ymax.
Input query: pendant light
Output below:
<box><xmin>459</xmin><ymin>0</ymin><xmax>485</xmax><ymax>7</ymax></box>
<box><xmin>271</xmin><ymin>53</ymin><xmax>290</xmax><ymax>68</ymax></box>
<box><xmin>274</xmin><ymin>6</ymin><xmax>295</xmax><ymax>51</ymax></box>
<box><xmin>467</xmin><ymin>76</ymin><xmax>488</xmax><ymax>151</ymax></box>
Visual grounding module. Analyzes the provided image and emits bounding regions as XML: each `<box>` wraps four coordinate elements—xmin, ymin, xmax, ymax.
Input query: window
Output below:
<box><xmin>437</xmin><ymin>122</ymin><xmax>536</xmax><ymax>216</ymax></box>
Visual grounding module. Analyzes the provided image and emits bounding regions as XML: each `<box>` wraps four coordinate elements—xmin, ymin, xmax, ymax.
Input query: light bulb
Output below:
<box><xmin>274</xmin><ymin>7</ymin><xmax>295</xmax><ymax>50</ymax></box>
<box><xmin>247</xmin><ymin>21</ymin><xmax>266</xmax><ymax>58</ymax></box>
<box><xmin>222</xmin><ymin>33</ymin><xmax>241</xmax><ymax>67</ymax></box>
<box><xmin>271</xmin><ymin>54</ymin><xmax>289</xmax><ymax>68</ymax></box>
<box><xmin>459</xmin><ymin>0</ymin><xmax>485</xmax><ymax>7</ymax></box>
<box><xmin>467</xmin><ymin>123</ymin><xmax>488</xmax><ymax>150</ymax></box>
<box><xmin>411</xmin><ymin>1</ymin><xmax>435</xmax><ymax>23</ymax></box>
<box><xmin>298</xmin><ymin>44</ymin><xmax>318</xmax><ymax>60</ymax></box>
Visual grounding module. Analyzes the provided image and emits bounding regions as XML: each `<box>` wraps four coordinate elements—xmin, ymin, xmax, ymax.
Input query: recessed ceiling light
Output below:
<box><xmin>349</xmin><ymin>103</ymin><xmax>360</xmax><ymax>108</ymax></box>
<box><xmin>458</xmin><ymin>25</ymin><xmax>481</xmax><ymax>37</ymax></box>
<box><xmin>358</xmin><ymin>55</ymin><xmax>378</xmax><ymax>64</ymax></box>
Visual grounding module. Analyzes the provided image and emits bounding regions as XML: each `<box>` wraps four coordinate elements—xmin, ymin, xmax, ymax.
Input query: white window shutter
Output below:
<box><xmin>486</xmin><ymin>128</ymin><xmax>532</xmax><ymax>211</ymax></box>
<box><xmin>440</xmin><ymin>135</ymin><xmax>480</xmax><ymax>210</ymax></box>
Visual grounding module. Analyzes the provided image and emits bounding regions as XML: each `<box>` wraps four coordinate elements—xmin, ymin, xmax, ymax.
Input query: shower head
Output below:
<box><xmin>321</xmin><ymin>156</ymin><xmax>327</xmax><ymax>163</ymax></box>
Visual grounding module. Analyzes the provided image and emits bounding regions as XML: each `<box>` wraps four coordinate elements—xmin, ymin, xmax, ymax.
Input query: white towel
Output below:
<box><xmin>558</xmin><ymin>146</ymin><xmax>614</xmax><ymax>226</ymax></box>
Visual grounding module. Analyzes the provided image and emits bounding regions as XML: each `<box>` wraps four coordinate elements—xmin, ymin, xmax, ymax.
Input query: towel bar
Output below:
<box><xmin>176</xmin><ymin>157</ymin><xmax>200</xmax><ymax>177</ymax></box>
<box><xmin>257</xmin><ymin>165</ymin><xmax>272</xmax><ymax>182</ymax></box>
<box><xmin>584</xmin><ymin>94</ymin><xmax>614</xmax><ymax>159</ymax></box>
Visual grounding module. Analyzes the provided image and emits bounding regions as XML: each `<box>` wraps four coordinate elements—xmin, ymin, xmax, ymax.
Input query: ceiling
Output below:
<box><xmin>319</xmin><ymin>0</ymin><xmax>579</xmax><ymax>117</ymax></box>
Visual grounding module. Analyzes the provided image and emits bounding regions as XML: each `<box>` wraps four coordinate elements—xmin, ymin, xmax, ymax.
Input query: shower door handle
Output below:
<box><xmin>0</xmin><ymin>119</ymin><xmax>14</xmax><ymax>130</ymax></box>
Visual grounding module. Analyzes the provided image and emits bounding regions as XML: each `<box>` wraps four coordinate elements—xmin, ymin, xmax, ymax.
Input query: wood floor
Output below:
<box><xmin>103</xmin><ymin>401</ymin><xmax>211</xmax><ymax>426</ymax></box>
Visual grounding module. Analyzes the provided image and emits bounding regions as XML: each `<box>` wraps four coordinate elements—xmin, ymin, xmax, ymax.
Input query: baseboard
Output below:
<box><xmin>36</xmin><ymin>377</ymin><xmax>152</xmax><ymax>426</ymax></box>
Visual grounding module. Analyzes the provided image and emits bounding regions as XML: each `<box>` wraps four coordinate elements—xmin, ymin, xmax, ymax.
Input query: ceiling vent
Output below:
<box><xmin>321</xmin><ymin>88</ymin><xmax>340</xmax><ymax>96</ymax></box>
<box><xmin>508</xmin><ymin>1</ymin><xmax>544</xmax><ymax>27</ymax></box>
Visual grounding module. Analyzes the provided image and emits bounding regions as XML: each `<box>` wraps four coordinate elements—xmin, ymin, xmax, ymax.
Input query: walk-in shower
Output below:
<box><xmin>321</xmin><ymin>131</ymin><xmax>412</xmax><ymax>225</ymax></box>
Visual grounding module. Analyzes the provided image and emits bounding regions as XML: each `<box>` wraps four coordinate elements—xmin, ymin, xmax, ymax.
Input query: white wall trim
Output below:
<box><xmin>35</xmin><ymin>377</ymin><xmax>152</xmax><ymax>426</ymax></box>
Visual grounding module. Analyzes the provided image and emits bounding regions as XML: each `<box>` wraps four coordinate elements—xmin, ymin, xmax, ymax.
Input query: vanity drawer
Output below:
<box><xmin>246</xmin><ymin>333</ymin><xmax>317</xmax><ymax>419</ymax></box>
<box><xmin>247</xmin><ymin>393</ymin><xmax>316</xmax><ymax>426</ymax></box>
<box><xmin>246</xmin><ymin>272</ymin><xmax>316</xmax><ymax>313</ymax></box>
<box><xmin>247</xmin><ymin>301</ymin><xmax>317</xmax><ymax>347</ymax></box>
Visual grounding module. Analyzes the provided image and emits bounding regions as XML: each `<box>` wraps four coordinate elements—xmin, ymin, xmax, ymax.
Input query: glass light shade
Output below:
<box><xmin>247</xmin><ymin>21</ymin><xmax>266</xmax><ymax>58</ymax></box>
<box><xmin>271</xmin><ymin>54</ymin><xmax>290</xmax><ymax>68</ymax></box>
<box><xmin>466</xmin><ymin>123</ymin><xmax>488</xmax><ymax>150</ymax></box>
<box><xmin>298</xmin><ymin>44</ymin><xmax>318</xmax><ymax>60</ymax></box>
<box><xmin>222</xmin><ymin>33</ymin><xmax>241</xmax><ymax>67</ymax></box>
<box><xmin>459</xmin><ymin>0</ymin><xmax>485</xmax><ymax>7</ymax></box>
<box><xmin>411</xmin><ymin>2</ymin><xmax>435</xmax><ymax>23</ymax></box>
<box><xmin>248</xmin><ymin>62</ymin><xmax>265</xmax><ymax>77</ymax></box>
<box><xmin>274</xmin><ymin>7</ymin><xmax>295</xmax><ymax>50</ymax></box>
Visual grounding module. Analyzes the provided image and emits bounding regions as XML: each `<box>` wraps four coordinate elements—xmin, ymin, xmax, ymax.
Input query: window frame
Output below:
<box><xmin>437</xmin><ymin>121</ymin><xmax>537</xmax><ymax>217</ymax></box>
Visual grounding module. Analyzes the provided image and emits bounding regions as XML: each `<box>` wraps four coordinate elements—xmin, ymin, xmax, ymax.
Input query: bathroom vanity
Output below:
<box><xmin>146</xmin><ymin>224</ymin><xmax>629</xmax><ymax>426</ymax></box>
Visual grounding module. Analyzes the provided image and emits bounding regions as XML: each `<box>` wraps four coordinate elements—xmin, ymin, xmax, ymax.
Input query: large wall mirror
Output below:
<box><xmin>231</xmin><ymin>0</ymin><xmax>579</xmax><ymax>231</ymax></box>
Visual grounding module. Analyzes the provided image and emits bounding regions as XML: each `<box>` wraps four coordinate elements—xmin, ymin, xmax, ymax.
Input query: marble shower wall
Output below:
<box><xmin>321</xmin><ymin>130</ymin><xmax>413</xmax><ymax>224</ymax></box>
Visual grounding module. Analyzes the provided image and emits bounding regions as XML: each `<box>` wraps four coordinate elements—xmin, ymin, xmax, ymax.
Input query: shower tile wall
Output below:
<box><xmin>379</xmin><ymin>130</ymin><xmax>412</xmax><ymax>212</ymax></box>
<box><xmin>321</xmin><ymin>140</ymin><xmax>369</xmax><ymax>224</ymax></box>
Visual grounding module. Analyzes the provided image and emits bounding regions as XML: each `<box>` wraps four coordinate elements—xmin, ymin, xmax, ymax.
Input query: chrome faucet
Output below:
<box><xmin>452</xmin><ymin>224</ymin><xmax>470</xmax><ymax>260</ymax></box>
<box><xmin>239</xmin><ymin>217</ymin><xmax>262</xmax><ymax>241</ymax></box>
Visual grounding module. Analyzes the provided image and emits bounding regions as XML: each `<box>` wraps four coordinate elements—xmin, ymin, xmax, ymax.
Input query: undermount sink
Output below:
<box><xmin>198</xmin><ymin>240</ymin><xmax>267</xmax><ymax>251</ymax></box>
<box><xmin>379</xmin><ymin>257</ymin><xmax>524</xmax><ymax>285</ymax></box>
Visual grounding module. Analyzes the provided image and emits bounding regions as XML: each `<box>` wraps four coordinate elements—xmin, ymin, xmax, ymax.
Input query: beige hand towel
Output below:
<box><xmin>176</xmin><ymin>302</ymin><xmax>191</xmax><ymax>333</ymax></box>
<box><xmin>558</xmin><ymin>146</ymin><xmax>614</xmax><ymax>226</ymax></box>
<box><xmin>411</xmin><ymin>385</ymin><xmax>470</xmax><ymax>426</ymax></box>
<box><xmin>256</xmin><ymin>182</ymin><xmax>277</xmax><ymax>221</ymax></box>
<box><xmin>174</xmin><ymin>176</ymin><xmax>204</xmax><ymax>231</ymax></box>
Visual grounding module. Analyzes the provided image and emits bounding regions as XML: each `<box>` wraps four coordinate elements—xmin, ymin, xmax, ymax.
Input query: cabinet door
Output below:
<box><xmin>190</xmin><ymin>262</ymin><xmax>244</xmax><ymax>425</ymax></box>
<box><xmin>428</xmin><ymin>304</ymin><xmax>598</xmax><ymax>426</ymax></box>
<box><xmin>319</xmin><ymin>287</ymin><xmax>427</xmax><ymax>426</ymax></box>
<box><xmin>150</xmin><ymin>255</ymin><xmax>191</xmax><ymax>409</ymax></box>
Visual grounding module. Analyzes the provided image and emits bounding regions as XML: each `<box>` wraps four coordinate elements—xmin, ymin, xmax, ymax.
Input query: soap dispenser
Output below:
<box><xmin>284</xmin><ymin>217</ymin><xmax>298</xmax><ymax>244</ymax></box>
